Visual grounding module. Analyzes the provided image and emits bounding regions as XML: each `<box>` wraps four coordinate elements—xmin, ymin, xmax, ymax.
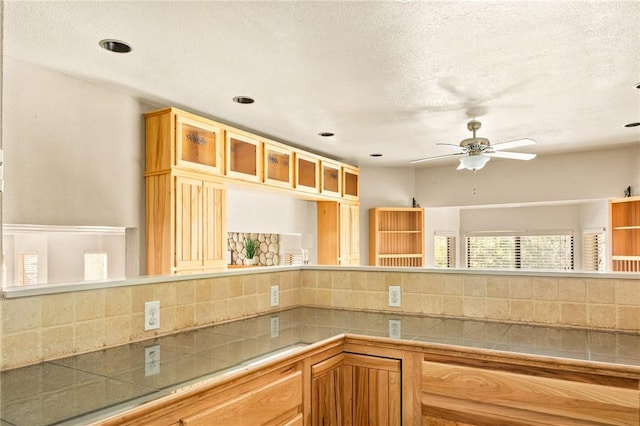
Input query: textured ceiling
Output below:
<box><xmin>3</xmin><ymin>1</ymin><xmax>640</xmax><ymax>167</ymax></box>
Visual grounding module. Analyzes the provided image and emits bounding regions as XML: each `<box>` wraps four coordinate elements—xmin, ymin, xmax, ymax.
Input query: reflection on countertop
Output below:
<box><xmin>2</xmin><ymin>307</ymin><xmax>639</xmax><ymax>425</ymax></box>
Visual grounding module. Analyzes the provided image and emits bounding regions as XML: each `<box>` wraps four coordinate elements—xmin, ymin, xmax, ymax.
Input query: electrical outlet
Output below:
<box><xmin>388</xmin><ymin>286</ymin><xmax>401</xmax><ymax>307</ymax></box>
<box><xmin>144</xmin><ymin>301</ymin><xmax>160</xmax><ymax>331</ymax></box>
<box><xmin>270</xmin><ymin>315</ymin><xmax>280</xmax><ymax>338</ymax></box>
<box><xmin>270</xmin><ymin>285</ymin><xmax>280</xmax><ymax>307</ymax></box>
<box><xmin>144</xmin><ymin>344</ymin><xmax>160</xmax><ymax>376</ymax></box>
<box><xmin>388</xmin><ymin>319</ymin><xmax>402</xmax><ymax>339</ymax></box>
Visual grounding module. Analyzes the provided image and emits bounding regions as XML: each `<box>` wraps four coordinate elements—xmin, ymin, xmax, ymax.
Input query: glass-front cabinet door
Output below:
<box><xmin>295</xmin><ymin>152</ymin><xmax>320</xmax><ymax>194</ymax></box>
<box><xmin>225</xmin><ymin>131</ymin><xmax>263</xmax><ymax>183</ymax></box>
<box><xmin>175</xmin><ymin>114</ymin><xmax>223</xmax><ymax>175</ymax></box>
<box><xmin>342</xmin><ymin>165</ymin><xmax>359</xmax><ymax>201</ymax></box>
<box><xmin>264</xmin><ymin>142</ymin><xmax>294</xmax><ymax>189</ymax></box>
<box><xmin>321</xmin><ymin>160</ymin><xmax>341</xmax><ymax>198</ymax></box>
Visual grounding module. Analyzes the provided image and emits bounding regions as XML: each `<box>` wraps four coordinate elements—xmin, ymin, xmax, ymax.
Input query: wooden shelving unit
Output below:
<box><xmin>369</xmin><ymin>207</ymin><xmax>424</xmax><ymax>267</ymax></box>
<box><xmin>610</xmin><ymin>196</ymin><xmax>640</xmax><ymax>272</ymax></box>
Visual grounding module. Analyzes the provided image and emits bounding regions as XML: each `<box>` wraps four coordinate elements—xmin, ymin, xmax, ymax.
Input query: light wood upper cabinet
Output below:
<box><xmin>264</xmin><ymin>142</ymin><xmax>294</xmax><ymax>189</ymax></box>
<box><xmin>225</xmin><ymin>131</ymin><xmax>263</xmax><ymax>183</ymax></box>
<box><xmin>145</xmin><ymin>108</ymin><xmax>223</xmax><ymax>175</ymax></box>
<box><xmin>146</xmin><ymin>170</ymin><xmax>226</xmax><ymax>276</ymax></box>
<box><xmin>342</xmin><ymin>165</ymin><xmax>360</xmax><ymax>201</ymax></box>
<box><xmin>176</xmin><ymin>114</ymin><xmax>223</xmax><ymax>174</ymax></box>
<box><xmin>294</xmin><ymin>152</ymin><xmax>321</xmax><ymax>194</ymax></box>
<box><xmin>146</xmin><ymin>107</ymin><xmax>359</xmax><ymax>202</ymax></box>
<box><xmin>369</xmin><ymin>207</ymin><xmax>424</xmax><ymax>267</ymax></box>
<box><xmin>610</xmin><ymin>196</ymin><xmax>640</xmax><ymax>272</ymax></box>
<box><xmin>175</xmin><ymin>176</ymin><xmax>226</xmax><ymax>272</ymax></box>
<box><xmin>321</xmin><ymin>160</ymin><xmax>342</xmax><ymax>198</ymax></box>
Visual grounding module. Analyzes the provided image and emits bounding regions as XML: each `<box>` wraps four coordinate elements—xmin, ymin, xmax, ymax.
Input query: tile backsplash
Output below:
<box><xmin>1</xmin><ymin>268</ymin><xmax>638</xmax><ymax>370</ymax></box>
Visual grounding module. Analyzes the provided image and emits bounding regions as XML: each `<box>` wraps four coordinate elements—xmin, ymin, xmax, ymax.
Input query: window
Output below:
<box><xmin>466</xmin><ymin>231</ymin><xmax>574</xmax><ymax>271</ymax></box>
<box><xmin>583</xmin><ymin>228</ymin><xmax>605</xmax><ymax>272</ymax></box>
<box><xmin>434</xmin><ymin>232</ymin><xmax>456</xmax><ymax>268</ymax></box>
<box><xmin>17</xmin><ymin>251</ymin><xmax>38</xmax><ymax>285</ymax></box>
<box><xmin>84</xmin><ymin>251</ymin><xmax>108</xmax><ymax>281</ymax></box>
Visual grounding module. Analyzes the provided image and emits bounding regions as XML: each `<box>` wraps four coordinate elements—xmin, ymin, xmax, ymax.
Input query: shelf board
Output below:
<box><xmin>612</xmin><ymin>226</ymin><xmax>640</xmax><ymax>230</ymax></box>
<box><xmin>378</xmin><ymin>230</ymin><xmax>422</xmax><ymax>234</ymax></box>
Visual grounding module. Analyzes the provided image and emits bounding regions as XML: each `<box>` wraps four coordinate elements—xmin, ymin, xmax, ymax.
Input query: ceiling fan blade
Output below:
<box><xmin>456</xmin><ymin>162</ymin><xmax>466</xmax><ymax>170</ymax></box>
<box><xmin>492</xmin><ymin>138</ymin><xmax>536</xmax><ymax>151</ymax></box>
<box><xmin>436</xmin><ymin>142</ymin><xmax>461</xmax><ymax>148</ymax></box>
<box><xmin>409</xmin><ymin>152</ymin><xmax>465</xmax><ymax>164</ymax></box>
<box><xmin>485</xmin><ymin>151</ymin><xmax>536</xmax><ymax>160</ymax></box>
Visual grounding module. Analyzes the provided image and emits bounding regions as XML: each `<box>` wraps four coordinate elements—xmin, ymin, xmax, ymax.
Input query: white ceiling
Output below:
<box><xmin>3</xmin><ymin>1</ymin><xmax>640</xmax><ymax>167</ymax></box>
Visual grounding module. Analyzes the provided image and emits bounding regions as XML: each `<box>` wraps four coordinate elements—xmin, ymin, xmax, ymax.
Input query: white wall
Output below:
<box><xmin>415</xmin><ymin>145</ymin><xmax>639</xmax><ymax>207</ymax></box>
<box><xmin>424</xmin><ymin>207</ymin><xmax>460</xmax><ymax>267</ymax></box>
<box><xmin>358</xmin><ymin>166</ymin><xmax>416</xmax><ymax>264</ymax></box>
<box><xmin>226</xmin><ymin>186</ymin><xmax>317</xmax><ymax>263</ymax></box>
<box><xmin>4</xmin><ymin>58</ymin><xmax>636</xmax><ymax>277</ymax></box>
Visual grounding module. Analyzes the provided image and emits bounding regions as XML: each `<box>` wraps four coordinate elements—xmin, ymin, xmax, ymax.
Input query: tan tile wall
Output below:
<box><xmin>301</xmin><ymin>270</ymin><xmax>640</xmax><ymax>332</ymax></box>
<box><xmin>0</xmin><ymin>271</ymin><xmax>301</xmax><ymax>370</ymax></box>
<box><xmin>2</xmin><ymin>268</ymin><xmax>638</xmax><ymax>370</ymax></box>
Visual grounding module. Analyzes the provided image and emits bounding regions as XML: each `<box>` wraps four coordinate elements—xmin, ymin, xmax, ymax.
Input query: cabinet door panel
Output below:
<box><xmin>201</xmin><ymin>180</ymin><xmax>226</xmax><ymax>269</ymax></box>
<box><xmin>312</xmin><ymin>353</ymin><xmax>401</xmax><ymax>426</ymax></box>
<box><xmin>175</xmin><ymin>176</ymin><xmax>203</xmax><ymax>270</ymax></box>
<box><xmin>176</xmin><ymin>114</ymin><xmax>223</xmax><ymax>174</ymax></box>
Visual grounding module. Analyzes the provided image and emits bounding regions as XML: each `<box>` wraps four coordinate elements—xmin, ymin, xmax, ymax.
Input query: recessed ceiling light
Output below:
<box><xmin>99</xmin><ymin>39</ymin><xmax>132</xmax><ymax>53</ymax></box>
<box><xmin>624</xmin><ymin>122</ymin><xmax>640</xmax><ymax>127</ymax></box>
<box><xmin>370</xmin><ymin>153</ymin><xmax>383</xmax><ymax>157</ymax></box>
<box><xmin>635</xmin><ymin>82</ymin><xmax>640</xmax><ymax>89</ymax></box>
<box><xmin>318</xmin><ymin>132</ymin><xmax>335</xmax><ymax>137</ymax></box>
<box><xmin>232</xmin><ymin>96</ymin><xmax>254</xmax><ymax>104</ymax></box>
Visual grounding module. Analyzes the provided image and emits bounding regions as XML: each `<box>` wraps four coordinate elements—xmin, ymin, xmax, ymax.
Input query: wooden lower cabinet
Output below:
<box><xmin>95</xmin><ymin>336</ymin><xmax>638</xmax><ymax>426</ymax></box>
<box><xmin>421</xmin><ymin>359</ymin><xmax>640</xmax><ymax>426</ymax></box>
<box><xmin>311</xmin><ymin>353</ymin><xmax>401</xmax><ymax>426</ymax></box>
<box><xmin>97</xmin><ymin>362</ymin><xmax>304</xmax><ymax>426</ymax></box>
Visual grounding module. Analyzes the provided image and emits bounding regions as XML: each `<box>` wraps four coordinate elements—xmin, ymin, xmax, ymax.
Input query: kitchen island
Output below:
<box><xmin>1</xmin><ymin>306</ymin><xmax>639</xmax><ymax>425</ymax></box>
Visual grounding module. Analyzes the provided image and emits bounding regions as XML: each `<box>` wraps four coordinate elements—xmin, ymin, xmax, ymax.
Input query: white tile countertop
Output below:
<box><xmin>1</xmin><ymin>307</ymin><xmax>639</xmax><ymax>425</ymax></box>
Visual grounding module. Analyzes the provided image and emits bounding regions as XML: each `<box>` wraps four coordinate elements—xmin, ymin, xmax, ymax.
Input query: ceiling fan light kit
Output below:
<box><xmin>459</xmin><ymin>154</ymin><xmax>490</xmax><ymax>171</ymax></box>
<box><xmin>411</xmin><ymin>120</ymin><xmax>537</xmax><ymax>170</ymax></box>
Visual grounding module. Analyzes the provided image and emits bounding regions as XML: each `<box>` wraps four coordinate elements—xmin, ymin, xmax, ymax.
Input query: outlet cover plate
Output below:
<box><xmin>144</xmin><ymin>301</ymin><xmax>160</xmax><ymax>331</ymax></box>
<box><xmin>144</xmin><ymin>344</ymin><xmax>161</xmax><ymax>376</ymax></box>
<box><xmin>388</xmin><ymin>319</ymin><xmax>402</xmax><ymax>339</ymax></box>
<box><xmin>270</xmin><ymin>285</ymin><xmax>279</xmax><ymax>307</ymax></box>
<box><xmin>388</xmin><ymin>286</ymin><xmax>401</xmax><ymax>307</ymax></box>
<box><xmin>270</xmin><ymin>316</ymin><xmax>280</xmax><ymax>338</ymax></box>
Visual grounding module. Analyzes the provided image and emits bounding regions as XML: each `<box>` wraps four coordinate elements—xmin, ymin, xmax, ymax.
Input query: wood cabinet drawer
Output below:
<box><xmin>181</xmin><ymin>370</ymin><xmax>303</xmax><ymax>426</ymax></box>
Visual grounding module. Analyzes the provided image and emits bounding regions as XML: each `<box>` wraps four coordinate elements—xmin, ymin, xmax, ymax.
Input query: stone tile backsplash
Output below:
<box><xmin>1</xmin><ymin>268</ymin><xmax>638</xmax><ymax>370</ymax></box>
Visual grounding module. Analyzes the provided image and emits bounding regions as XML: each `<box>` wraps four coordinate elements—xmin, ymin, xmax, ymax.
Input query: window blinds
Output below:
<box><xmin>466</xmin><ymin>232</ymin><xmax>574</xmax><ymax>271</ymax></box>
<box><xmin>583</xmin><ymin>228</ymin><xmax>605</xmax><ymax>272</ymax></box>
<box><xmin>84</xmin><ymin>251</ymin><xmax>108</xmax><ymax>281</ymax></box>
<box><xmin>434</xmin><ymin>233</ymin><xmax>456</xmax><ymax>268</ymax></box>
<box><xmin>17</xmin><ymin>252</ymin><xmax>38</xmax><ymax>285</ymax></box>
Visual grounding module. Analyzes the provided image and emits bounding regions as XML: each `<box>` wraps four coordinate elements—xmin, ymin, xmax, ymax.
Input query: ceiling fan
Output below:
<box><xmin>410</xmin><ymin>120</ymin><xmax>537</xmax><ymax>170</ymax></box>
